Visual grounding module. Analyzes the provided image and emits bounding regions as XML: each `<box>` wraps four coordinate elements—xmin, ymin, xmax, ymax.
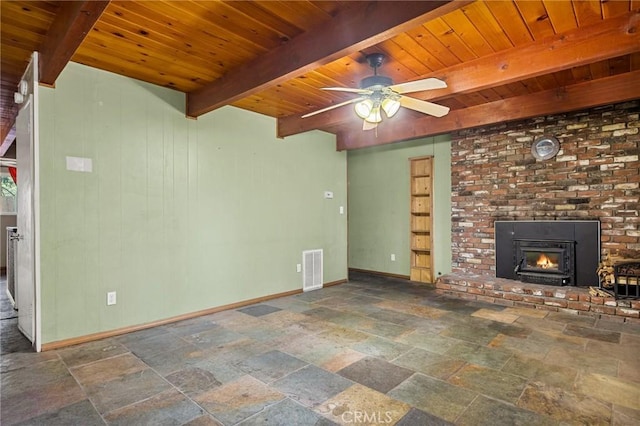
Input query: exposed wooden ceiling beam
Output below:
<box><xmin>278</xmin><ymin>9</ymin><xmax>640</xmax><ymax>138</ymax></box>
<box><xmin>337</xmin><ymin>70</ymin><xmax>640</xmax><ymax>151</ymax></box>
<box><xmin>39</xmin><ymin>1</ymin><xmax>110</xmax><ymax>85</ymax></box>
<box><xmin>186</xmin><ymin>0</ymin><xmax>468</xmax><ymax>118</ymax></box>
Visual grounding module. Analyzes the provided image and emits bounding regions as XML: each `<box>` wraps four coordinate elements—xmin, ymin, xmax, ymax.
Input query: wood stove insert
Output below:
<box><xmin>495</xmin><ymin>220</ymin><xmax>600</xmax><ymax>287</ymax></box>
<box><xmin>514</xmin><ymin>239</ymin><xmax>575</xmax><ymax>286</ymax></box>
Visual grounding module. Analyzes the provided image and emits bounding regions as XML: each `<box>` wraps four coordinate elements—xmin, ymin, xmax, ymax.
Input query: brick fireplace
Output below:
<box><xmin>436</xmin><ymin>100</ymin><xmax>640</xmax><ymax>321</ymax></box>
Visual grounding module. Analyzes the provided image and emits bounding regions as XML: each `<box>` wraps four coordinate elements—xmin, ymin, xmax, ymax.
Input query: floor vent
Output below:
<box><xmin>302</xmin><ymin>249</ymin><xmax>323</xmax><ymax>292</ymax></box>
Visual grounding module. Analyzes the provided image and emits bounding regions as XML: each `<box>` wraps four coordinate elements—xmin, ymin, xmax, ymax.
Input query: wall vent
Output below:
<box><xmin>302</xmin><ymin>249</ymin><xmax>323</xmax><ymax>292</ymax></box>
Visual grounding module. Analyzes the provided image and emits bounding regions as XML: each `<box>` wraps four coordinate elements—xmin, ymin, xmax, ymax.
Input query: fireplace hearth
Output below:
<box><xmin>495</xmin><ymin>220</ymin><xmax>600</xmax><ymax>287</ymax></box>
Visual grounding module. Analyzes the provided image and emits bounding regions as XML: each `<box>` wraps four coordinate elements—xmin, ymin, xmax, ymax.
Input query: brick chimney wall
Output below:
<box><xmin>450</xmin><ymin>101</ymin><xmax>640</xmax><ymax>276</ymax></box>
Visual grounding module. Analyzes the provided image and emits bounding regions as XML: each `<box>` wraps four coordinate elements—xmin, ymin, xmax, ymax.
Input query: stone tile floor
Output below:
<box><xmin>1</xmin><ymin>271</ymin><xmax>639</xmax><ymax>425</ymax></box>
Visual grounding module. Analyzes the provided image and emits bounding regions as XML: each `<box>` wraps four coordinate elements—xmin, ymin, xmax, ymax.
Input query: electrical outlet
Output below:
<box><xmin>107</xmin><ymin>291</ymin><xmax>117</xmax><ymax>306</ymax></box>
<box><xmin>296</xmin><ymin>264</ymin><xmax>302</xmax><ymax>273</ymax></box>
<box><xmin>391</xmin><ymin>254</ymin><xmax>396</xmax><ymax>261</ymax></box>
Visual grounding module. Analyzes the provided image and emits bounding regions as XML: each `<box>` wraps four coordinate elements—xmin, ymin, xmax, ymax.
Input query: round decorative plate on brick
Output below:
<box><xmin>531</xmin><ymin>136</ymin><xmax>560</xmax><ymax>160</ymax></box>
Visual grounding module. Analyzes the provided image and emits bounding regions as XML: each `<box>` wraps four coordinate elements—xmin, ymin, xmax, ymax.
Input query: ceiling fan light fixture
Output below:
<box><xmin>381</xmin><ymin>97</ymin><xmax>400</xmax><ymax>118</ymax></box>
<box><xmin>354</xmin><ymin>98</ymin><xmax>373</xmax><ymax>119</ymax></box>
<box><xmin>364</xmin><ymin>105</ymin><xmax>382</xmax><ymax>123</ymax></box>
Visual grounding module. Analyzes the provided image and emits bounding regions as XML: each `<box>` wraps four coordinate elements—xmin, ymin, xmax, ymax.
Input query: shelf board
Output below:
<box><xmin>411</xmin><ymin>247</ymin><xmax>431</xmax><ymax>252</ymax></box>
<box><xmin>411</xmin><ymin>229</ymin><xmax>431</xmax><ymax>233</ymax></box>
<box><xmin>412</xmin><ymin>174</ymin><xmax>431</xmax><ymax>178</ymax></box>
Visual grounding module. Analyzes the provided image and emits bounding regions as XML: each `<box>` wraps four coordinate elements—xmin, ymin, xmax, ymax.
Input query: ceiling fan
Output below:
<box><xmin>302</xmin><ymin>53</ymin><xmax>450</xmax><ymax>131</ymax></box>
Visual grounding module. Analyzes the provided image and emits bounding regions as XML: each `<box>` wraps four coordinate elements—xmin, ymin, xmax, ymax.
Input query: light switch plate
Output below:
<box><xmin>66</xmin><ymin>156</ymin><xmax>93</xmax><ymax>173</ymax></box>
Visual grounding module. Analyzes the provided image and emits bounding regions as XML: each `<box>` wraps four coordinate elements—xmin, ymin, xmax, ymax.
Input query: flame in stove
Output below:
<box><xmin>536</xmin><ymin>253</ymin><xmax>557</xmax><ymax>269</ymax></box>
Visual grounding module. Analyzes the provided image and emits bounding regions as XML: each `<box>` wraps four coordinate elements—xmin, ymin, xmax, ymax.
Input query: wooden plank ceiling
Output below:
<box><xmin>1</xmin><ymin>0</ymin><xmax>639</xmax><ymax>152</ymax></box>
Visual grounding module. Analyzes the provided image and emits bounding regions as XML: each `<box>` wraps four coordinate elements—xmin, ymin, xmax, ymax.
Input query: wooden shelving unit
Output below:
<box><xmin>409</xmin><ymin>156</ymin><xmax>433</xmax><ymax>283</ymax></box>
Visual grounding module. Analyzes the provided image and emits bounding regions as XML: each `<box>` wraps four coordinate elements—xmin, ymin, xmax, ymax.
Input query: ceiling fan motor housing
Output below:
<box><xmin>360</xmin><ymin>75</ymin><xmax>393</xmax><ymax>90</ymax></box>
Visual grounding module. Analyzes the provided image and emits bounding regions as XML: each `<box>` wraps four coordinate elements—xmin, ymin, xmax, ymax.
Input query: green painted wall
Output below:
<box><xmin>347</xmin><ymin>136</ymin><xmax>452</xmax><ymax>278</ymax></box>
<box><xmin>38</xmin><ymin>62</ymin><xmax>347</xmax><ymax>343</ymax></box>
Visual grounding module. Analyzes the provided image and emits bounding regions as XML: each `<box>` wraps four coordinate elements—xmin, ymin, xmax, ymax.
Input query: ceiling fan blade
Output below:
<box><xmin>301</xmin><ymin>97</ymin><xmax>366</xmax><ymax>118</ymax></box>
<box><xmin>321</xmin><ymin>87</ymin><xmax>372</xmax><ymax>94</ymax></box>
<box><xmin>390</xmin><ymin>78</ymin><xmax>447</xmax><ymax>94</ymax></box>
<box><xmin>400</xmin><ymin>96</ymin><xmax>450</xmax><ymax>117</ymax></box>
<box><xmin>362</xmin><ymin>120</ymin><xmax>378</xmax><ymax>131</ymax></box>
